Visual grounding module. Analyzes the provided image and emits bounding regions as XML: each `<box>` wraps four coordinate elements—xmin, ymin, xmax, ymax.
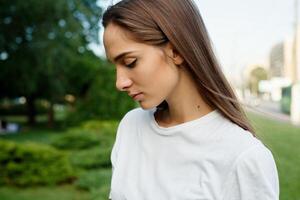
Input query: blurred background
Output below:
<box><xmin>0</xmin><ymin>0</ymin><xmax>299</xmax><ymax>200</ymax></box>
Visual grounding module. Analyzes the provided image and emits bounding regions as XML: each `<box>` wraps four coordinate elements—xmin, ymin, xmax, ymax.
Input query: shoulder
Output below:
<box><xmin>119</xmin><ymin>107</ymin><xmax>148</xmax><ymax>123</ymax></box>
<box><xmin>215</xmin><ymin>114</ymin><xmax>262</xmax><ymax>152</ymax></box>
<box><xmin>221</xmin><ymin>143</ymin><xmax>279</xmax><ymax>199</ymax></box>
<box><xmin>117</xmin><ymin>107</ymin><xmax>151</xmax><ymax>130</ymax></box>
<box><xmin>234</xmin><ymin>142</ymin><xmax>277</xmax><ymax>172</ymax></box>
<box><xmin>214</xmin><ymin>116</ymin><xmax>275</xmax><ymax>169</ymax></box>
<box><xmin>124</xmin><ymin>107</ymin><xmax>146</xmax><ymax>118</ymax></box>
<box><xmin>233</xmin><ymin>138</ymin><xmax>278</xmax><ymax>187</ymax></box>
<box><xmin>111</xmin><ymin>108</ymin><xmax>148</xmax><ymax>157</ymax></box>
<box><xmin>219</xmin><ymin>121</ymin><xmax>280</xmax><ymax>199</ymax></box>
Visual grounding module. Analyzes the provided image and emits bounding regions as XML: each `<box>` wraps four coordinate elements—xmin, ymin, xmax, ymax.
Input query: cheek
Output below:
<box><xmin>156</xmin><ymin>69</ymin><xmax>179</xmax><ymax>93</ymax></box>
<box><xmin>144</xmin><ymin>58</ymin><xmax>179</xmax><ymax>93</ymax></box>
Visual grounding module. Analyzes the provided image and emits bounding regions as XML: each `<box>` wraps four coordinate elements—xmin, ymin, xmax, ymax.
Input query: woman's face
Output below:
<box><xmin>103</xmin><ymin>23</ymin><xmax>181</xmax><ymax>110</ymax></box>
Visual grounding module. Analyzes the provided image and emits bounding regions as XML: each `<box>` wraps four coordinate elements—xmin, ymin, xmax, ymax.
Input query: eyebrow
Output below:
<box><xmin>109</xmin><ymin>51</ymin><xmax>136</xmax><ymax>63</ymax></box>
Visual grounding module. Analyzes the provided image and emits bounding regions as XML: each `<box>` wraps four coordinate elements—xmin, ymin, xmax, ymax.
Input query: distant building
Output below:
<box><xmin>283</xmin><ymin>38</ymin><xmax>294</xmax><ymax>82</ymax></box>
<box><xmin>269</xmin><ymin>42</ymin><xmax>284</xmax><ymax>77</ymax></box>
<box><xmin>269</xmin><ymin>27</ymin><xmax>300</xmax><ymax>82</ymax></box>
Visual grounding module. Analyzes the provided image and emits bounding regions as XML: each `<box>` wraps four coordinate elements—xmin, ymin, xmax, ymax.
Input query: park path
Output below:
<box><xmin>245</xmin><ymin>99</ymin><xmax>300</xmax><ymax>127</ymax></box>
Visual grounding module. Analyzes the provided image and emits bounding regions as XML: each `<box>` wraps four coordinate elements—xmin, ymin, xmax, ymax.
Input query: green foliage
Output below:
<box><xmin>75</xmin><ymin>169</ymin><xmax>111</xmax><ymax>191</ymax></box>
<box><xmin>0</xmin><ymin>140</ymin><xmax>74</xmax><ymax>186</ymax></box>
<box><xmin>0</xmin><ymin>119</ymin><xmax>118</xmax><ymax>198</ymax></box>
<box><xmin>89</xmin><ymin>186</ymin><xmax>111</xmax><ymax>200</ymax></box>
<box><xmin>51</xmin><ymin>130</ymin><xmax>102</xmax><ymax>150</ymax></box>
<box><xmin>80</xmin><ymin>120</ymin><xmax>119</xmax><ymax>133</ymax></box>
<box><xmin>0</xmin><ymin>0</ymin><xmax>102</xmax><ymax>124</ymax></box>
<box><xmin>51</xmin><ymin>122</ymin><xmax>117</xmax><ymax>169</ymax></box>
<box><xmin>0</xmin><ymin>0</ymin><xmax>135</xmax><ymax>124</ymax></box>
<box><xmin>78</xmin><ymin>120</ymin><xmax>118</xmax><ymax>149</ymax></box>
<box><xmin>248</xmin><ymin>66</ymin><xmax>268</xmax><ymax>95</ymax></box>
<box><xmin>0</xmin><ymin>0</ymin><xmax>101</xmax><ymax>99</ymax></box>
<box><xmin>280</xmin><ymin>85</ymin><xmax>291</xmax><ymax>114</ymax></box>
<box><xmin>66</xmin><ymin>63</ymin><xmax>137</xmax><ymax>123</ymax></box>
<box><xmin>70</xmin><ymin>147</ymin><xmax>111</xmax><ymax>169</ymax></box>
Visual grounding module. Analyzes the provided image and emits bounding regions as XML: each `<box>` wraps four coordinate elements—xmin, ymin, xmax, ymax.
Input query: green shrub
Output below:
<box><xmin>80</xmin><ymin>120</ymin><xmax>118</xmax><ymax>134</ymax></box>
<box><xmin>51</xmin><ymin>127</ymin><xmax>116</xmax><ymax>151</ymax></box>
<box><xmin>79</xmin><ymin>120</ymin><xmax>119</xmax><ymax>148</ymax></box>
<box><xmin>75</xmin><ymin>169</ymin><xmax>111</xmax><ymax>191</ymax></box>
<box><xmin>51</xmin><ymin>130</ymin><xmax>102</xmax><ymax>150</ymax></box>
<box><xmin>70</xmin><ymin>147</ymin><xmax>111</xmax><ymax>169</ymax></box>
<box><xmin>89</xmin><ymin>186</ymin><xmax>111</xmax><ymax>200</ymax></box>
<box><xmin>0</xmin><ymin>140</ymin><xmax>74</xmax><ymax>187</ymax></box>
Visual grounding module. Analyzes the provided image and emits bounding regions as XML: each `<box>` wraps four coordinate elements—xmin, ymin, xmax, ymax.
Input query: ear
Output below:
<box><xmin>165</xmin><ymin>42</ymin><xmax>184</xmax><ymax>65</ymax></box>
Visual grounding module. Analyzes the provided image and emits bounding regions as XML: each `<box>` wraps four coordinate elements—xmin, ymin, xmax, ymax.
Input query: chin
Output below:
<box><xmin>138</xmin><ymin>101</ymin><xmax>158</xmax><ymax>110</ymax></box>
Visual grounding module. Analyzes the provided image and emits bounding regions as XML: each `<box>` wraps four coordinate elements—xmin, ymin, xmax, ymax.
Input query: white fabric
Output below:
<box><xmin>108</xmin><ymin>108</ymin><xmax>279</xmax><ymax>200</ymax></box>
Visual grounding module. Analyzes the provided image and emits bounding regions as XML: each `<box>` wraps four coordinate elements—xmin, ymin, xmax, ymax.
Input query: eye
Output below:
<box><xmin>124</xmin><ymin>59</ymin><xmax>137</xmax><ymax>68</ymax></box>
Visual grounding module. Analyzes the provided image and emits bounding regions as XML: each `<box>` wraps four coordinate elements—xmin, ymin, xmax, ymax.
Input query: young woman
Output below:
<box><xmin>102</xmin><ymin>0</ymin><xmax>279</xmax><ymax>199</ymax></box>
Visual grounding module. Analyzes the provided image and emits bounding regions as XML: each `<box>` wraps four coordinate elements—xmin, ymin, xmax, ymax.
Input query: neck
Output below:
<box><xmin>161</xmin><ymin>69</ymin><xmax>214</xmax><ymax>125</ymax></box>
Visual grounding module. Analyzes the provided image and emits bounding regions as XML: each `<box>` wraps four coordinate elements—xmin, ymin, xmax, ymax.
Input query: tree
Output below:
<box><xmin>248</xmin><ymin>66</ymin><xmax>268</xmax><ymax>96</ymax></box>
<box><xmin>66</xmin><ymin>61</ymin><xmax>137</xmax><ymax>124</ymax></box>
<box><xmin>0</xmin><ymin>0</ymin><xmax>102</xmax><ymax>125</ymax></box>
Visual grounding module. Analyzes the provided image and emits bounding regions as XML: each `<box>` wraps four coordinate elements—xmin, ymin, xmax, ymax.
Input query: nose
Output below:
<box><xmin>115</xmin><ymin>68</ymin><xmax>133</xmax><ymax>91</ymax></box>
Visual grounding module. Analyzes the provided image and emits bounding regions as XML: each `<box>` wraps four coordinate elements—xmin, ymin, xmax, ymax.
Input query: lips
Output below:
<box><xmin>129</xmin><ymin>92</ymin><xmax>143</xmax><ymax>100</ymax></box>
<box><xmin>130</xmin><ymin>92</ymin><xmax>142</xmax><ymax>98</ymax></box>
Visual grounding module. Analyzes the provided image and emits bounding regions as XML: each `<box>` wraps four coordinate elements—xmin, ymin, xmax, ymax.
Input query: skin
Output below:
<box><xmin>103</xmin><ymin>23</ymin><xmax>213</xmax><ymax>127</ymax></box>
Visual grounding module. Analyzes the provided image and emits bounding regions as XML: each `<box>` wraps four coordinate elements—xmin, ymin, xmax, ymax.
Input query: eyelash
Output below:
<box><xmin>125</xmin><ymin>59</ymin><xmax>137</xmax><ymax>68</ymax></box>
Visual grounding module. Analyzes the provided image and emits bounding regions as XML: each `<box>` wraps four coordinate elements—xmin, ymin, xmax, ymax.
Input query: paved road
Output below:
<box><xmin>245</xmin><ymin>100</ymin><xmax>292</xmax><ymax>123</ymax></box>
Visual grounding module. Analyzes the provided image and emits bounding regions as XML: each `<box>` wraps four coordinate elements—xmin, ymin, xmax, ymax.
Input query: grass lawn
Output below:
<box><xmin>0</xmin><ymin>185</ymin><xmax>91</xmax><ymax>200</ymax></box>
<box><xmin>247</xmin><ymin>111</ymin><xmax>300</xmax><ymax>200</ymax></box>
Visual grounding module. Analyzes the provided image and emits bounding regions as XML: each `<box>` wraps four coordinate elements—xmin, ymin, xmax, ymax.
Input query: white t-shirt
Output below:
<box><xmin>109</xmin><ymin>108</ymin><xmax>279</xmax><ymax>200</ymax></box>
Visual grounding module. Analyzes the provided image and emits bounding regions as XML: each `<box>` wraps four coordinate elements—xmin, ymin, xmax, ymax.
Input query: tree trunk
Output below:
<box><xmin>48</xmin><ymin>101</ymin><xmax>54</xmax><ymax>128</ymax></box>
<box><xmin>26</xmin><ymin>96</ymin><xmax>36</xmax><ymax>125</ymax></box>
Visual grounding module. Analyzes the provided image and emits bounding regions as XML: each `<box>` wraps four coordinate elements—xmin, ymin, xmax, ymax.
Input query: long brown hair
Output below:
<box><xmin>102</xmin><ymin>0</ymin><xmax>256</xmax><ymax>136</ymax></box>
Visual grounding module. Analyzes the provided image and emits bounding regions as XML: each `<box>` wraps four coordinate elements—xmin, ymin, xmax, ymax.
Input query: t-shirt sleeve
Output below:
<box><xmin>108</xmin><ymin>137</ymin><xmax>118</xmax><ymax>199</ymax></box>
<box><xmin>108</xmin><ymin>110</ymin><xmax>133</xmax><ymax>199</ymax></box>
<box><xmin>108</xmin><ymin>119</ymin><xmax>124</xmax><ymax>199</ymax></box>
<box><xmin>222</xmin><ymin>143</ymin><xmax>280</xmax><ymax>200</ymax></box>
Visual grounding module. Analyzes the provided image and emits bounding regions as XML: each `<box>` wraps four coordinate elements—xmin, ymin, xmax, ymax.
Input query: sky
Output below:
<box><xmin>93</xmin><ymin>0</ymin><xmax>297</xmax><ymax>81</ymax></box>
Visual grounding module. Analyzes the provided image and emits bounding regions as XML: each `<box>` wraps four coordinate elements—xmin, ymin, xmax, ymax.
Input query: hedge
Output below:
<box><xmin>70</xmin><ymin>147</ymin><xmax>111</xmax><ymax>169</ymax></box>
<box><xmin>0</xmin><ymin>140</ymin><xmax>75</xmax><ymax>186</ymax></box>
<box><xmin>51</xmin><ymin>130</ymin><xmax>101</xmax><ymax>150</ymax></box>
<box><xmin>75</xmin><ymin>169</ymin><xmax>111</xmax><ymax>191</ymax></box>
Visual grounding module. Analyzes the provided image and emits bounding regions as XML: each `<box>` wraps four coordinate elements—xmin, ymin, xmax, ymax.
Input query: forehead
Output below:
<box><xmin>103</xmin><ymin>24</ymin><xmax>142</xmax><ymax>61</ymax></box>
